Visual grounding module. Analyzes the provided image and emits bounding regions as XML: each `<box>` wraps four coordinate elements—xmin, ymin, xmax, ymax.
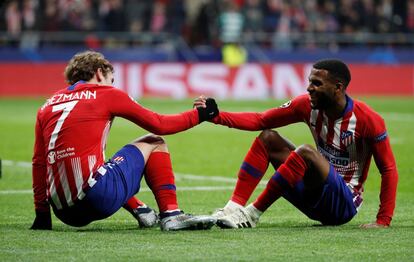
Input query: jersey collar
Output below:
<box><xmin>341</xmin><ymin>95</ymin><xmax>354</xmax><ymax>116</ymax></box>
<box><xmin>67</xmin><ymin>80</ymin><xmax>86</xmax><ymax>91</ymax></box>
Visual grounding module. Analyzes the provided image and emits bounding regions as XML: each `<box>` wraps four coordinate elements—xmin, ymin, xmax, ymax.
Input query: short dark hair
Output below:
<box><xmin>64</xmin><ymin>51</ymin><xmax>114</xmax><ymax>84</ymax></box>
<box><xmin>312</xmin><ymin>59</ymin><xmax>351</xmax><ymax>88</ymax></box>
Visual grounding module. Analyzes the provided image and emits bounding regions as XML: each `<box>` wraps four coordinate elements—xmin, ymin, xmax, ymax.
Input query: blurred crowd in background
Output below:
<box><xmin>0</xmin><ymin>0</ymin><xmax>413</xmax><ymax>51</ymax></box>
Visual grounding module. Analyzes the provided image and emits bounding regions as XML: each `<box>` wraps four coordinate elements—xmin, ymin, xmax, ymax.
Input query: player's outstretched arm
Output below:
<box><xmin>194</xmin><ymin>95</ymin><xmax>306</xmax><ymax>131</ymax></box>
<box><xmin>109</xmin><ymin>90</ymin><xmax>218</xmax><ymax>135</ymax></box>
<box><xmin>30</xmin><ymin>210</ymin><xmax>52</xmax><ymax>230</ymax></box>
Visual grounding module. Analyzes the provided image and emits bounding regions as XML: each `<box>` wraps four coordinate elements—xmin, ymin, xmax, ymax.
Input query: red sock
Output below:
<box><xmin>124</xmin><ymin>196</ymin><xmax>145</xmax><ymax>209</ymax></box>
<box><xmin>253</xmin><ymin>175</ymin><xmax>283</xmax><ymax>212</ymax></box>
<box><xmin>231</xmin><ymin>137</ymin><xmax>269</xmax><ymax>206</ymax></box>
<box><xmin>144</xmin><ymin>152</ymin><xmax>178</xmax><ymax>212</ymax></box>
<box><xmin>253</xmin><ymin>151</ymin><xmax>307</xmax><ymax>212</ymax></box>
<box><xmin>123</xmin><ymin>196</ymin><xmax>145</xmax><ymax>213</ymax></box>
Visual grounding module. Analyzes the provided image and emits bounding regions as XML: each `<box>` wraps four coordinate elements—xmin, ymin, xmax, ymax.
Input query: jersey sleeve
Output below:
<box><xmin>106</xmin><ymin>89</ymin><xmax>199</xmax><ymax>135</ymax></box>
<box><xmin>212</xmin><ymin>95</ymin><xmax>308</xmax><ymax>130</ymax></box>
<box><xmin>32</xmin><ymin>112</ymin><xmax>50</xmax><ymax>213</ymax></box>
<box><xmin>368</xmin><ymin>114</ymin><xmax>398</xmax><ymax>226</ymax></box>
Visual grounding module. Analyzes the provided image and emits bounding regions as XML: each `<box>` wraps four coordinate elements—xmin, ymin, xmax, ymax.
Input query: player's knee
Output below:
<box><xmin>132</xmin><ymin>134</ymin><xmax>166</xmax><ymax>145</ymax></box>
<box><xmin>258</xmin><ymin>129</ymin><xmax>282</xmax><ymax>147</ymax></box>
<box><xmin>258</xmin><ymin>129</ymin><xmax>295</xmax><ymax>152</ymax></box>
<box><xmin>295</xmin><ymin>144</ymin><xmax>318</xmax><ymax>162</ymax></box>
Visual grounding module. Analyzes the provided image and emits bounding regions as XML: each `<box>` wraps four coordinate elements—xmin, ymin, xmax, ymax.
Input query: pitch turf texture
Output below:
<box><xmin>0</xmin><ymin>97</ymin><xmax>413</xmax><ymax>261</ymax></box>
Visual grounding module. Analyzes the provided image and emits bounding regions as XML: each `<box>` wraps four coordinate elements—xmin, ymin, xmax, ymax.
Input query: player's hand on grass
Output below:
<box><xmin>30</xmin><ymin>210</ymin><xmax>52</xmax><ymax>230</ymax></box>
<box><xmin>194</xmin><ymin>96</ymin><xmax>219</xmax><ymax>122</ymax></box>
<box><xmin>360</xmin><ymin>222</ymin><xmax>388</xmax><ymax>229</ymax></box>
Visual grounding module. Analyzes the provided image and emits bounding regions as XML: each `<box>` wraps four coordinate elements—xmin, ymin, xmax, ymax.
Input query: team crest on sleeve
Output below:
<box><xmin>340</xmin><ymin>130</ymin><xmax>354</xmax><ymax>147</ymax></box>
<box><xmin>279</xmin><ymin>100</ymin><xmax>292</xmax><ymax>108</ymax></box>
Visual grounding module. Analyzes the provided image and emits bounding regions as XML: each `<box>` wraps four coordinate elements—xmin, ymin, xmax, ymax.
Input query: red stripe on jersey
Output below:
<box><xmin>315</xmin><ymin>110</ymin><xmax>324</xmax><ymax>141</ymax></box>
<box><xmin>325</xmin><ymin>117</ymin><xmax>336</xmax><ymax>146</ymax></box>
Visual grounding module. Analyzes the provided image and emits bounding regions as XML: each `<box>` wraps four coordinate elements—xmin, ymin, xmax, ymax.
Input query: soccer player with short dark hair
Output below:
<box><xmin>196</xmin><ymin>59</ymin><xmax>398</xmax><ymax>228</ymax></box>
<box><xmin>31</xmin><ymin>51</ymin><xmax>218</xmax><ymax>231</ymax></box>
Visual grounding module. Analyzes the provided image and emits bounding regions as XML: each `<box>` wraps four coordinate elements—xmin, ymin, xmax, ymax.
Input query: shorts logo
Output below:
<box><xmin>48</xmin><ymin>151</ymin><xmax>56</xmax><ymax>164</ymax></box>
<box><xmin>340</xmin><ymin>131</ymin><xmax>354</xmax><ymax>147</ymax></box>
<box><xmin>113</xmin><ymin>156</ymin><xmax>124</xmax><ymax>164</ymax></box>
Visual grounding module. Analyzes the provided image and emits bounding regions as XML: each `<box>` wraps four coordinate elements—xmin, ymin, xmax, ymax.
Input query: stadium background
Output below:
<box><xmin>1</xmin><ymin>0</ymin><xmax>414</xmax><ymax>98</ymax></box>
<box><xmin>1</xmin><ymin>1</ymin><xmax>413</xmax><ymax>261</ymax></box>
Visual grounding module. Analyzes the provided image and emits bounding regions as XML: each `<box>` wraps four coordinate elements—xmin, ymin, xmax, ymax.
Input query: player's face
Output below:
<box><xmin>307</xmin><ymin>68</ymin><xmax>337</xmax><ymax>110</ymax></box>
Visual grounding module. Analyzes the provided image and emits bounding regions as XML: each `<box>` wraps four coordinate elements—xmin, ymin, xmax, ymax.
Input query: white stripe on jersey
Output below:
<box><xmin>47</xmin><ymin>166</ymin><xmax>62</xmax><ymax>209</ymax></box>
<box><xmin>58</xmin><ymin>161</ymin><xmax>73</xmax><ymax>207</ymax></box>
<box><xmin>348</xmin><ymin>113</ymin><xmax>357</xmax><ymax>135</ymax></box>
<box><xmin>333</xmin><ymin>119</ymin><xmax>341</xmax><ymax>149</ymax></box>
<box><xmin>71</xmin><ymin>157</ymin><xmax>83</xmax><ymax>190</ymax></box>
<box><xmin>320</xmin><ymin>113</ymin><xmax>329</xmax><ymax>142</ymax></box>
<box><xmin>71</xmin><ymin>157</ymin><xmax>85</xmax><ymax>201</ymax></box>
<box><xmin>346</xmin><ymin>113</ymin><xmax>360</xmax><ymax>187</ymax></box>
<box><xmin>88</xmin><ymin>155</ymin><xmax>97</xmax><ymax>173</ymax></box>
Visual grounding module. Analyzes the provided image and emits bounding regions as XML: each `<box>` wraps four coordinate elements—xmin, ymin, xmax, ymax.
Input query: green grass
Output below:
<box><xmin>0</xmin><ymin>97</ymin><xmax>413</xmax><ymax>261</ymax></box>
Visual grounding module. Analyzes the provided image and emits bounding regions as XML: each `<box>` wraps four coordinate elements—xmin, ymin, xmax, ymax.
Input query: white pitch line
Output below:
<box><xmin>175</xmin><ymin>173</ymin><xmax>237</xmax><ymax>183</ymax></box>
<box><xmin>0</xmin><ymin>186</ymin><xmax>245</xmax><ymax>195</ymax></box>
<box><xmin>1</xmin><ymin>159</ymin><xmax>267</xmax><ymax>185</ymax></box>
<box><xmin>0</xmin><ymin>189</ymin><xmax>32</xmax><ymax>194</ymax></box>
<box><xmin>380</xmin><ymin>112</ymin><xmax>414</xmax><ymax>122</ymax></box>
<box><xmin>2</xmin><ymin>160</ymin><xmax>32</xmax><ymax>168</ymax></box>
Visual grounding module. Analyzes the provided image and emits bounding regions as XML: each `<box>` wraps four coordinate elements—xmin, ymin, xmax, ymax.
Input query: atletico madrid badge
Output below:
<box><xmin>340</xmin><ymin>130</ymin><xmax>354</xmax><ymax>147</ymax></box>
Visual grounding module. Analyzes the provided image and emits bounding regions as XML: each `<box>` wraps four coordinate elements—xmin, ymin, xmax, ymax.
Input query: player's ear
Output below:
<box><xmin>96</xmin><ymin>68</ymin><xmax>103</xmax><ymax>82</ymax></box>
<box><xmin>336</xmin><ymin>82</ymin><xmax>344</xmax><ymax>91</ymax></box>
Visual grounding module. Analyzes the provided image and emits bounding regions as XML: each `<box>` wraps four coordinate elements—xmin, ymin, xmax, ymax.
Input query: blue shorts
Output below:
<box><xmin>280</xmin><ymin>165</ymin><xmax>357</xmax><ymax>225</ymax></box>
<box><xmin>53</xmin><ymin>144</ymin><xmax>145</xmax><ymax>227</ymax></box>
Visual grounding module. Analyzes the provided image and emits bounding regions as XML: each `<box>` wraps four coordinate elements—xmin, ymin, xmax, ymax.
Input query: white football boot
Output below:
<box><xmin>212</xmin><ymin>200</ymin><xmax>244</xmax><ymax>219</ymax></box>
<box><xmin>216</xmin><ymin>203</ymin><xmax>261</xmax><ymax>229</ymax></box>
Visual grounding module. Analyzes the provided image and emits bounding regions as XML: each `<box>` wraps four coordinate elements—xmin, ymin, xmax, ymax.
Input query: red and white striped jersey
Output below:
<box><xmin>214</xmin><ymin>94</ymin><xmax>398</xmax><ymax>224</ymax></box>
<box><xmin>33</xmin><ymin>82</ymin><xmax>199</xmax><ymax>212</ymax></box>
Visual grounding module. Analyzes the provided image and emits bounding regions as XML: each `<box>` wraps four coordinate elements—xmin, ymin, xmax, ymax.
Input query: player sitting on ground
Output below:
<box><xmin>195</xmin><ymin>59</ymin><xmax>398</xmax><ymax>229</ymax></box>
<box><xmin>31</xmin><ymin>51</ymin><xmax>218</xmax><ymax>231</ymax></box>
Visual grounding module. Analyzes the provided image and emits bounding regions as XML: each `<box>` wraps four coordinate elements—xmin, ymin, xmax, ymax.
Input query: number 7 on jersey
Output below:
<box><xmin>48</xmin><ymin>100</ymin><xmax>79</xmax><ymax>150</ymax></box>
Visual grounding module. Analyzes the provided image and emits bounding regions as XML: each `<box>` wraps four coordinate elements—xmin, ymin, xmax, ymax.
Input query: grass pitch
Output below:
<box><xmin>0</xmin><ymin>97</ymin><xmax>413</xmax><ymax>261</ymax></box>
